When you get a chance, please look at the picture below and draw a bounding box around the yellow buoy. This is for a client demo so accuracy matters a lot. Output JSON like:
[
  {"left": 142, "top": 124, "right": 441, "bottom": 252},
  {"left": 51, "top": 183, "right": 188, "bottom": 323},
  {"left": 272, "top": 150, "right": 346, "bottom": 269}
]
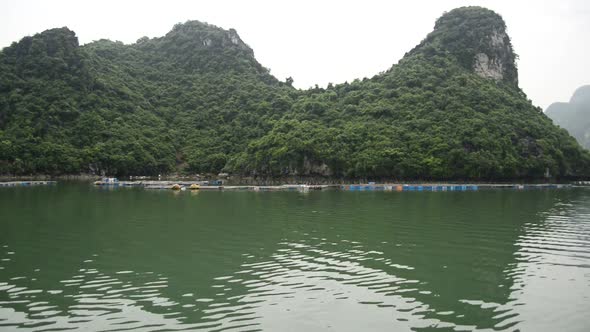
[{"left": 189, "top": 184, "right": 200, "bottom": 190}]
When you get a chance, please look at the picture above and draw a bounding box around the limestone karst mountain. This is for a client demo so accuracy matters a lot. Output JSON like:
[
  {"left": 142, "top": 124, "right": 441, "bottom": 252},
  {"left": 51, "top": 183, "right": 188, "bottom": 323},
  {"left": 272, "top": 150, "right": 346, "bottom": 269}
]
[
  {"left": 546, "top": 85, "right": 590, "bottom": 150},
  {"left": 0, "top": 6, "right": 588, "bottom": 179}
]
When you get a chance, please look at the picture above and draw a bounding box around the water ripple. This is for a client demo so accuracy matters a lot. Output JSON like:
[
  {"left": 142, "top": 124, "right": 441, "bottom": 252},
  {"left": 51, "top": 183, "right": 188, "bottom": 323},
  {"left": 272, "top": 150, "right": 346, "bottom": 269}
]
[{"left": 1, "top": 186, "right": 590, "bottom": 331}]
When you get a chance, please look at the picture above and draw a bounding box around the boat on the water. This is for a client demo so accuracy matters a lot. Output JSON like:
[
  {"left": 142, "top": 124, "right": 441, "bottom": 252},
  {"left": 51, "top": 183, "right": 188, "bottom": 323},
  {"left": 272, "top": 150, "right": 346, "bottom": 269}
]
[{"left": 94, "top": 178, "right": 120, "bottom": 186}]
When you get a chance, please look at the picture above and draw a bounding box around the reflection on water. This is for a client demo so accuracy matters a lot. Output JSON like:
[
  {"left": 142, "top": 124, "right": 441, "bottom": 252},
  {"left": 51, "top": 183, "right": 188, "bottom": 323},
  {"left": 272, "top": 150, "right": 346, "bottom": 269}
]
[
  {"left": 0, "top": 184, "right": 589, "bottom": 331},
  {"left": 499, "top": 197, "right": 590, "bottom": 331}
]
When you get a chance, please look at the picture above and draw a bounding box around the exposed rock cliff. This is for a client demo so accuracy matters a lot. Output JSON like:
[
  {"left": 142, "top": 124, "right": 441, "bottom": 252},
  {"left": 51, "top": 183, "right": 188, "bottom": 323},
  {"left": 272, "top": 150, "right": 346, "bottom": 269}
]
[{"left": 411, "top": 7, "right": 519, "bottom": 85}]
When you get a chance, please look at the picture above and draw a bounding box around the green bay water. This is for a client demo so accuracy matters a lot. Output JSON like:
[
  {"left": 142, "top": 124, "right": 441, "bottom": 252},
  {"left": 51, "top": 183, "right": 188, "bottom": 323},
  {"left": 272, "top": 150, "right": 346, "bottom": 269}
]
[{"left": 0, "top": 183, "right": 589, "bottom": 331}]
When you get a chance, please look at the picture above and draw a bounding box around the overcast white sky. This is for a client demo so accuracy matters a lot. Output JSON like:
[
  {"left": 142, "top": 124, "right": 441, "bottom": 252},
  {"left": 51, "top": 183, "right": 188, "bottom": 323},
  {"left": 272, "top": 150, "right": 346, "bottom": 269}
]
[{"left": 1, "top": 0, "right": 588, "bottom": 109}]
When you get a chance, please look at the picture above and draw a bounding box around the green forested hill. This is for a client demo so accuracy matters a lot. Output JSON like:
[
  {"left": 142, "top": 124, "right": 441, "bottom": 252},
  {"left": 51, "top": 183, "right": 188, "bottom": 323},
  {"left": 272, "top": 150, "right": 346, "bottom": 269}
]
[{"left": 1, "top": 7, "right": 588, "bottom": 179}]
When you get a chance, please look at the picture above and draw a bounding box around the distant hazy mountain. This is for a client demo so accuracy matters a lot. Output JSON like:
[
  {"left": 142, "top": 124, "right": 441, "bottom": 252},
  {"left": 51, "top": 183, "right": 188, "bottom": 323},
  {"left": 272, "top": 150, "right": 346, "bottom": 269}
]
[{"left": 546, "top": 85, "right": 590, "bottom": 150}]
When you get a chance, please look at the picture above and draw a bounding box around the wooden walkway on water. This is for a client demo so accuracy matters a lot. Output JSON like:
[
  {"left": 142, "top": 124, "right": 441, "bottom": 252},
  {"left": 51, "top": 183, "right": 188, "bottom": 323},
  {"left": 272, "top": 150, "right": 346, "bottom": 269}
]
[
  {"left": 341, "top": 183, "right": 571, "bottom": 191},
  {"left": 93, "top": 180, "right": 575, "bottom": 192},
  {"left": 93, "top": 180, "right": 333, "bottom": 191},
  {"left": 0, "top": 179, "right": 578, "bottom": 191},
  {"left": 143, "top": 184, "right": 332, "bottom": 191},
  {"left": 0, "top": 181, "right": 57, "bottom": 187}
]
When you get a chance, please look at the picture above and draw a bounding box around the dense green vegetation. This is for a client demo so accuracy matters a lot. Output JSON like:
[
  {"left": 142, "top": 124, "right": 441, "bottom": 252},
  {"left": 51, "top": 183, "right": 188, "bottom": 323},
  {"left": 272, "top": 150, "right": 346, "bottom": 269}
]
[
  {"left": 546, "top": 85, "right": 590, "bottom": 150},
  {"left": 1, "top": 7, "right": 589, "bottom": 179}
]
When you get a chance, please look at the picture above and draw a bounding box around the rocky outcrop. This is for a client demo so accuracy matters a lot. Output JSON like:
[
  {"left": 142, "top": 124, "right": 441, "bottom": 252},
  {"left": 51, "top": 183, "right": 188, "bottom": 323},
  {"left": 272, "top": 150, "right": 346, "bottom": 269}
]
[
  {"left": 472, "top": 29, "right": 513, "bottom": 82},
  {"left": 302, "top": 157, "right": 333, "bottom": 176},
  {"left": 473, "top": 53, "right": 504, "bottom": 80},
  {"left": 413, "top": 7, "right": 519, "bottom": 85},
  {"left": 285, "top": 156, "right": 333, "bottom": 177}
]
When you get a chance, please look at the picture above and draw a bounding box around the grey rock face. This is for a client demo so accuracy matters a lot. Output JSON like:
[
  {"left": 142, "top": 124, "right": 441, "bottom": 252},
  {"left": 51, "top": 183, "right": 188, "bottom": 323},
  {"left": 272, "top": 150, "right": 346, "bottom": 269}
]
[
  {"left": 473, "top": 53, "right": 504, "bottom": 80},
  {"left": 472, "top": 30, "right": 512, "bottom": 82}
]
